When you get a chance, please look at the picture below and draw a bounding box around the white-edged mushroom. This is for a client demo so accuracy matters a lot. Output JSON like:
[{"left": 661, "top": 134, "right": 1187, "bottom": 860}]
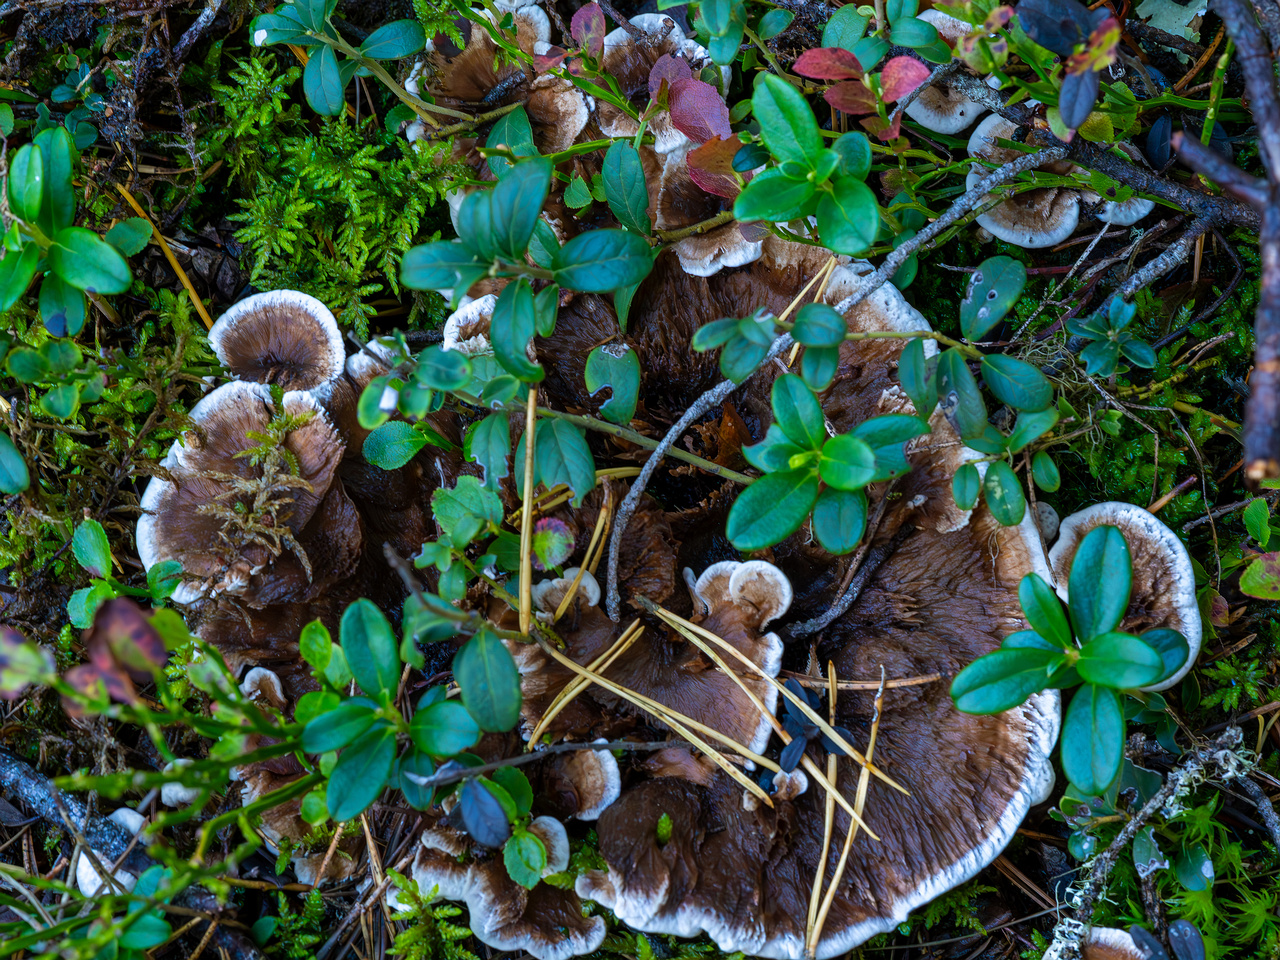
[
  {"left": 443, "top": 295, "right": 498, "bottom": 357},
  {"left": 1043, "top": 926, "right": 1148, "bottom": 960},
  {"left": 903, "top": 10, "right": 987, "bottom": 134},
  {"left": 1048, "top": 501, "right": 1201, "bottom": 690},
  {"left": 656, "top": 143, "right": 764, "bottom": 277},
  {"left": 208, "top": 290, "right": 346, "bottom": 393},
  {"left": 531, "top": 567, "right": 601, "bottom": 620},
  {"left": 160, "top": 759, "right": 201, "bottom": 808},
  {"left": 967, "top": 114, "right": 1080, "bottom": 247}
]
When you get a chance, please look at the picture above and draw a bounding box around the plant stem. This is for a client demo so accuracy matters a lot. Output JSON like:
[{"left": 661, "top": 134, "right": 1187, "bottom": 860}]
[
  {"left": 431, "top": 100, "right": 523, "bottom": 137},
  {"left": 655, "top": 209, "right": 736, "bottom": 244}
]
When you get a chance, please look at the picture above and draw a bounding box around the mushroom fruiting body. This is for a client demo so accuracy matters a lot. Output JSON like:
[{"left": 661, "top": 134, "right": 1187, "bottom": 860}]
[
  {"left": 207, "top": 291, "right": 346, "bottom": 393},
  {"left": 1048, "top": 501, "right": 1201, "bottom": 690},
  {"left": 1043, "top": 926, "right": 1148, "bottom": 960},
  {"left": 403, "top": 818, "right": 606, "bottom": 960},
  {"left": 571, "top": 264, "right": 1059, "bottom": 959},
  {"left": 657, "top": 143, "right": 765, "bottom": 276},
  {"left": 136, "top": 381, "right": 355, "bottom": 607},
  {"left": 966, "top": 114, "right": 1080, "bottom": 247},
  {"left": 903, "top": 10, "right": 987, "bottom": 134}
]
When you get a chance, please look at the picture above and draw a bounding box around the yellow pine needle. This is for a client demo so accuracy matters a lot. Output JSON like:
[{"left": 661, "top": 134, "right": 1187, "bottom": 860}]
[
  {"left": 519, "top": 388, "right": 538, "bottom": 635},
  {"left": 553, "top": 495, "right": 614, "bottom": 623},
  {"left": 585, "top": 495, "right": 614, "bottom": 577},
  {"left": 595, "top": 466, "right": 642, "bottom": 479},
  {"left": 782, "top": 672, "right": 942, "bottom": 691},
  {"left": 655, "top": 609, "right": 875, "bottom": 836},
  {"left": 809, "top": 670, "right": 886, "bottom": 956},
  {"left": 532, "top": 633, "right": 776, "bottom": 805},
  {"left": 526, "top": 619, "right": 644, "bottom": 745},
  {"left": 116, "top": 184, "right": 214, "bottom": 330},
  {"left": 806, "top": 667, "right": 839, "bottom": 939},
  {"left": 787, "top": 257, "right": 838, "bottom": 365},
  {"left": 653, "top": 605, "right": 907, "bottom": 796}
]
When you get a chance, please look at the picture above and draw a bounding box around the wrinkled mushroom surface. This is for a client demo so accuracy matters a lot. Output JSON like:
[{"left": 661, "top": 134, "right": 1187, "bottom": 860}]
[
  {"left": 1048, "top": 501, "right": 1201, "bottom": 690},
  {"left": 1043, "top": 926, "right": 1147, "bottom": 960}
]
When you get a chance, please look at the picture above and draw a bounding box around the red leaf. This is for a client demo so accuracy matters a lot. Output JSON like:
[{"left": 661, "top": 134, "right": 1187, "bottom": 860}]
[
  {"left": 794, "top": 47, "right": 862, "bottom": 80},
  {"left": 534, "top": 45, "right": 568, "bottom": 72},
  {"left": 669, "top": 77, "right": 732, "bottom": 144},
  {"left": 880, "top": 56, "right": 931, "bottom": 102},
  {"left": 877, "top": 112, "right": 903, "bottom": 142},
  {"left": 825, "top": 80, "right": 877, "bottom": 115},
  {"left": 571, "top": 2, "right": 606, "bottom": 59},
  {"left": 649, "top": 53, "right": 693, "bottom": 100},
  {"left": 87, "top": 597, "right": 169, "bottom": 682},
  {"left": 688, "top": 135, "right": 748, "bottom": 199}
]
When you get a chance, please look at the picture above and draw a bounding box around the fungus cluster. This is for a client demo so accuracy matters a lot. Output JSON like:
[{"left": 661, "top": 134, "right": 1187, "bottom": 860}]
[{"left": 135, "top": 6, "right": 1201, "bottom": 951}]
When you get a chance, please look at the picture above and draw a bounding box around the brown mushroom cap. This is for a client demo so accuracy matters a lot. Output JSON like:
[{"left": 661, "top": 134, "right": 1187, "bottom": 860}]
[
  {"left": 208, "top": 290, "right": 346, "bottom": 393},
  {"left": 574, "top": 278, "right": 1059, "bottom": 959},
  {"left": 902, "top": 11, "right": 986, "bottom": 134},
  {"left": 404, "top": 818, "right": 605, "bottom": 960},
  {"left": 657, "top": 144, "right": 763, "bottom": 276},
  {"left": 136, "top": 381, "right": 357, "bottom": 607},
  {"left": 1048, "top": 501, "right": 1200, "bottom": 690},
  {"left": 967, "top": 114, "right": 1080, "bottom": 247}
]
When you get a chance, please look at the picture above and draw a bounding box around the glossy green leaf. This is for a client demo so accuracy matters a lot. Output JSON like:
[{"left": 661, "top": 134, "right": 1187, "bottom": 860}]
[
  {"left": 823, "top": 5, "right": 871, "bottom": 50},
  {"left": 800, "top": 344, "right": 839, "bottom": 390},
  {"left": 1141, "top": 628, "right": 1191, "bottom": 683},
  {"left": 534, "top": 417, "right": 595, "bottom": 506},
  {"left": 602, "top": 141, "right": 651, "bottom": 235},
  {"left": 8, "top": 144, "right": 42, "bottom": 223},
  {"left": 1175, "top": 844, "right": 1214, "bottom": 891},
  {"left": 812, "top": 487, "right": 868, "bottom": 555},
  {"left": 816, "top": 176, "right": 879, "bottom": 255},
  {"left": 758, "top": 8, "right": 794, "bottom": 40},
  {"left": 554, "top": 229, "right": 652, "bottom": 292},
  {"left": 0, "top": 244, "right": 38, "bottom": 312},
  {"left": 1032, "top": 450, "right": 1061, "bottom": 491},
  {"left": 819, "top": 434, "right": 876, "bottom": 490},
  {"left": 328, "top": 724, "right": 396, "bottom": 820},
  {"left": 411, "top": 699, "right": 481, "bottom": 756},
  {"left": 1244, "top": 498, "right": 1271, "bottom": 547},
  {"left": 892, "top": 16, "right": 940, "bottom": 49},
  {"left": 1068, "top": 525, "right": 1132, "bottom": 640},
  {"left": 936, "top": 348, "right": 986, "bottom": 438},
  {"left": 743, "top": 424, "right": 806, "bottom": 473},
  {"left": 1007, "top": 407, "right": 1059, "bottom": 454},
  {"left": 300, "top": 620, "right": 332, "bottom": 672},
  {"left": 898, "top": 337, "right": 934, "bottom": 417},
  {"left": 38, "top": 273, "right": 86, "bottom": 338},
  {"left": 400, "top": 241, "right": 484, "bottom": 291},
  {"left": 1019, "top": 573, "right": 1071, "bottom": 649},
  {"left": 359, "top": 19, "right": 426, "bottom": 58},
  {"left": 1078, "top": 632, "right": 1164, "bottom": 688},
  {"left": 726, "top": 468, "right": 820, "bottom": 550},
  {"left": 1062, "top": 684, "right": 1123, "bottom": 795},
  {"left": 950, "top": 646, "right": 1059, "bottom": 714},
  {"left": 504, "top": 830, "right": 547, "bottom": 889},
  {"left": 416, "top": 344, "right": 472, "bottom": 391},
  {"left": 981, "top": 354, "right": 1053, "bottom": 412},
  {"left": 104, "top": 218, "right": 152, "bottom": 256},
  {"left": 453, "top": 628, "right": 522, "bottom": 732},
  {"left": 792, "top": 302, "right": 846, "bottom": 347},
  {"left": 302, "top": 698, "right": 379, "bottom": 753},
  {"left": 491, "top": 158, "right": 553, "bottom": 263},
  {"left": 0, "top": 433, "right": 28, "bottom": 495},
  {"left": 585, "top": 344, "right": 640, "bottom": 425},
  {"left": 772, "top": 374, "right": 826, "bottom": 450},
  {"left": 39, "top": 382, "right": 80, "bottom": 420},
  {"left": 464, "top": 414, "right": 511, "bottom": 491},
  {"left": 491, "top": 279, "right": 543, "bottom": 382},
  {"left": 754, "top": 74, "right": 822, "bottom": 165},
  {"left": 851, "top": 35, "right": 889, "bottom": 70},
  {"left": 983, "top": 460, "right": 1026, "bottom": 526},
  {"left": 363, "top": 421, "right": 429, "bottom": 470},
  {"left": 486, "top": 106, "right": 536, "bottom": 175},
  {"left": 831, "top": 131, "right": 872, "bottom": 181},
  {"left": 32, "top": 126, "right": 74, "bottom": 235},
  {"left": 952, "top": 462, "right": 981, "bottom": 510},
  {"left": 48, "top": 227, "right": 130, "bottom": 294},
  {"left": 72, "top": 518, "right": 111, "bottom": 579},
  {"left": 341, "top": 598, "right": 400, "bottom": 700},
  {"left": 397, "top": 749, "right": 437, "bottom": 809},
  {"left": 491, "top": 766, "right": 534, "bottom": 817},
  {"left": 303, "top": 45, "right": 347, "bottom": 115},
  {"left": 733, "top": 168, "right": 816, "bottom": 222}
]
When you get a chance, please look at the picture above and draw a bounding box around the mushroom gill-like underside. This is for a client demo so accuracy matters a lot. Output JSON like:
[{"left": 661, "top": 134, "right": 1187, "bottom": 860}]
[{"left": 471, "top": 245, "right": 1060, "bottom": 958}]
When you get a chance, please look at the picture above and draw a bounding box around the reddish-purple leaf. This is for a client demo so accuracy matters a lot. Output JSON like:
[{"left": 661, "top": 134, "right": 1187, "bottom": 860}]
[
  {"left": 794, "top": 47, "right": 862, "bottom": 81},
  {"left": 534, "top": 45, "right": 568, "bottom": 72},
  {"left": 571, "top": 2, "right": 606, "bottom": 59},
  {"left": 688, "top": 135, "right": 748, "bottom": 199},
  {"left": 825, "top": 80, "right": 877, "bottom": 115},
  {"left": 669, "top": 77, "right": 732, "bottom": 144},
  {"left": 880, "top": 56, "right": 931, "bottom": 102},
  {"left": 0, "top": 626, "right": 54, "bottom": 700},
  {"left": 649, "top": 54, "right": 693, "bottom": 100},
  {"left": 92, "top": 598, "right": 169, "bottom": 681}
]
